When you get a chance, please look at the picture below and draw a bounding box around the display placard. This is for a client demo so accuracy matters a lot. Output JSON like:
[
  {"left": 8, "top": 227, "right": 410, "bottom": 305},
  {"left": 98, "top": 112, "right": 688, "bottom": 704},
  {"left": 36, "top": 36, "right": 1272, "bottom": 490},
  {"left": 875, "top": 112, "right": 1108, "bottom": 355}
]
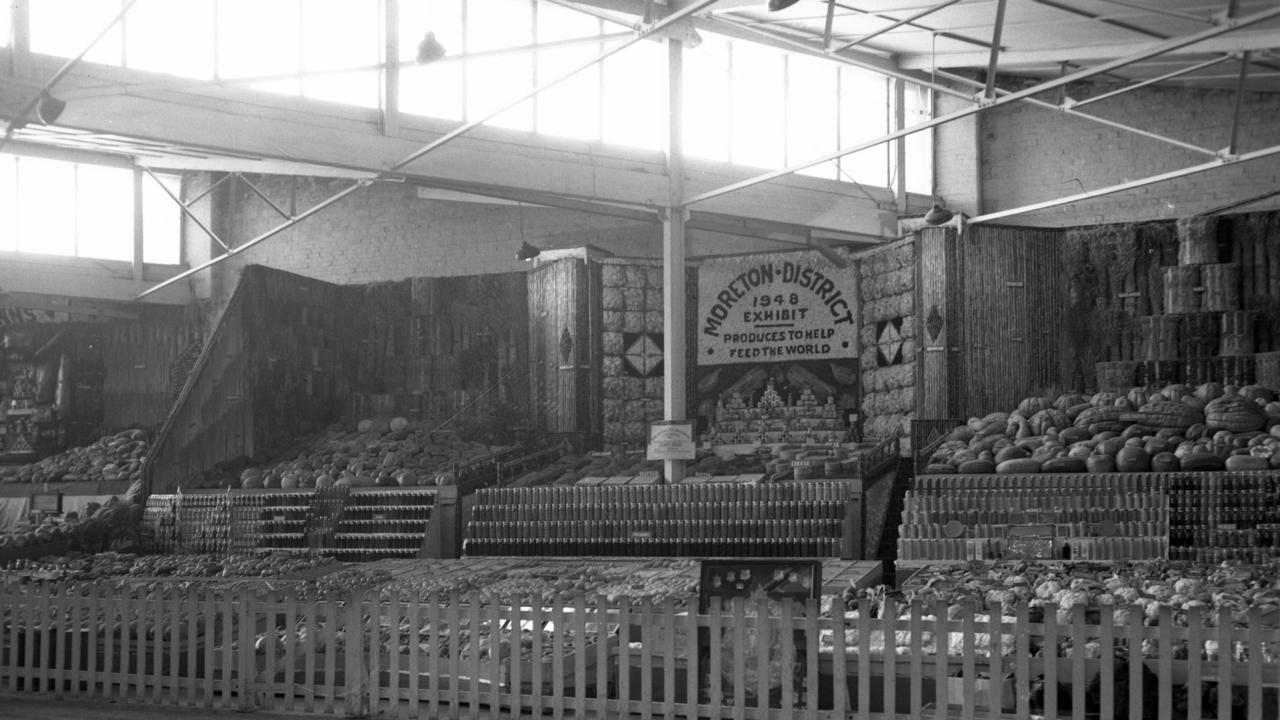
[
  {"left": 646, "top": 421, "right": 696, "bottom": 460},
  {"left": 698, "top": 253, "right": 858, "bottom": 365}
]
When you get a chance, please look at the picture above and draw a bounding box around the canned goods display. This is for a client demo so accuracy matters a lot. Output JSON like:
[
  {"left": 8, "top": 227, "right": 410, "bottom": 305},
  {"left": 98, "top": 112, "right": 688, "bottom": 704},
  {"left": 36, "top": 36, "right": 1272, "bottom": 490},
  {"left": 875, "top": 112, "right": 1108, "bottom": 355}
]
[{"left": 465, "top": 481, "right": 856, "bottom": 557}]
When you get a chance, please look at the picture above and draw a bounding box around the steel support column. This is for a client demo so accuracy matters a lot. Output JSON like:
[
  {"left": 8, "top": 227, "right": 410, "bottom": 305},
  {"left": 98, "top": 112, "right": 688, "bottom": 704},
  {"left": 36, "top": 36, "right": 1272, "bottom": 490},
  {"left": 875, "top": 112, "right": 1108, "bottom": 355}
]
[
  {"left": 663, "top": 37, "right": 688, "bottom": 484},
  {"left": 983, "top": 0, "right": 1009, "bottom": 100}
]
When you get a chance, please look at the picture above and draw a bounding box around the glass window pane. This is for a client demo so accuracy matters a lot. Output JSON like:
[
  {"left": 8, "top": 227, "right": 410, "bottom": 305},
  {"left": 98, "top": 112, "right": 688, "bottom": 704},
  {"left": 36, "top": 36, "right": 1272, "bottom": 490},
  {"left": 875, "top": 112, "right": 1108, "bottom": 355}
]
[
  {"left": 730, "top": 42, "right": 784, "bottom": 169},
  {"left": 839, "top": 66, "right": 888, "bottom": 186},
  {"left": 905, "top": 83, "right": 933, "bottom": 196},
  {"left": 684, "top": 34, "right": 730, "bottom": 163},
  {"left": 302, "top": 0, "right": 379, "bottom": 107},
  {"left": 400, "top": 0, "right": 463, "bottom": 120},
  {"left": 465, "top": 0, "right": 533, "bottom": 130},
  {"left": 30, "top": 0, "right": 123, "bottom": 65},
  {"left": 788, "top": 54, "right": 838, "bottom": 180},
  {"left": 0, "top": 155, "right": 15, "bottom": 251},
  {"left": 126, "top": 0, "right": 215, "bottom": 78},
  {"left": 602, "top": 41, "right": 663, "bottom": 151},
  {"left": 218, "top": 0, "right": 301, "bottom": 95},
  {"left": 74, "top": 164, "right": 132, "bottom": 262},
  {"left": 535, "top": 3, "right": 601, "bottom": 141},
  {"left": 143, "top": 173, "right": 181, "bottom": 265},
  {"left": 401, "top": 64, "right": 464, "bottom": 121},
  {"left": 16, "top": 157, "right": 75, "bottom": 256},
  {"left": 0, "top": 5, "right": 10, "bottom": 48}
]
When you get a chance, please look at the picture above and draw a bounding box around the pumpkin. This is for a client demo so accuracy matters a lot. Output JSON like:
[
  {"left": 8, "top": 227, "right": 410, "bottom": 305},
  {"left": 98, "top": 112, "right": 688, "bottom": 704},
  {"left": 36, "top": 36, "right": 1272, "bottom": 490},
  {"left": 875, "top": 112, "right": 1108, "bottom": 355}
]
[
  {"left": 1205, "top": 396, "right": 1266, "bottom": 432},
  {"left": 1090, "top": 391, "right": 1119, "bottom": 407},
  {"left": 1150, "top": 452, "right": 1180, "bottom": 472},
  {"left": 1239, "top": 385, "right": 1276, "bottom": 404},
  {"left": 1137, "top": 399, "right": 1203, "bottom": 429},
  {"left": 1115, "top": 446, "right": 1151, "bottom": 472},
  {"left": 357, "top": 418, "right": 375, "bottom": 433},
  {"left": 1126, "top": 386, "right": 1156, "bottom": 408},
  {"left": 1161, "top": 383, "right": 1194, "bottom": 402},
  {"left": 282, "top": 473, "right": 303, "bottom": 490},
  {"left": 1016, "top": 396, "right": 1053, "bottom": 418},
  {"left": 1074, "top": 406, "right": 1126, "bottom": 429},
  {"left": 1086, "top": 454, "right": 1115, "bottom": 473},
  {"left": 1028, "top": 408, "right": 1070, "bottom": 435},
  {"left": 1053, "top": 393, "right": 1088, "bottom": 412},
  {"left": 241, "top": 475, "right": 263, "bottom": 490},
  {"left": 389, "top": 416, "right": 411, "bottom": 433},
  {"left": 1195, "top": 383, "right": 1223, "bottom": 402},
  {"left": 312, "top": 474, "right": 333, "bottom": 489}
]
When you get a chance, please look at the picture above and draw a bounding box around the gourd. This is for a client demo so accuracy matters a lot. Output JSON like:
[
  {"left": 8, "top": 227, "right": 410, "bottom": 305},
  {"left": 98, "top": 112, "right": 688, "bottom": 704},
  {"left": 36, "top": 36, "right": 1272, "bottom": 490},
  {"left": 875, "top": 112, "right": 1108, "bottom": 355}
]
[
  {"left": 1042, "top": 456, "right": 1086, "bottom": 473},
  {"left": 996, "top": 458, "right": 1041, "bottom": 474},
  {"left": 957, "top": 459, "right": 996, "bottom": 474},
  {"left": 1225, "top": 454, "right": 1269, "bottom": 471},
  {"left": 1074, "top": 406, "right": 1127, "bottom": 434},
  {"left": 1181, "top": 454, "right": 1225, "bottom": 471},
  {"left": 1090, "top": 391, "right": 1119, "bottom": 407},
  {"left": 1239, "top": 385, "right": 1275, "bottom": 405},
  {"left": 1161, "top": 384, "right": 1193, "bottom": 402},
  {"left": 1205, "top": 396, "right": 1266, "bottom": 432}
]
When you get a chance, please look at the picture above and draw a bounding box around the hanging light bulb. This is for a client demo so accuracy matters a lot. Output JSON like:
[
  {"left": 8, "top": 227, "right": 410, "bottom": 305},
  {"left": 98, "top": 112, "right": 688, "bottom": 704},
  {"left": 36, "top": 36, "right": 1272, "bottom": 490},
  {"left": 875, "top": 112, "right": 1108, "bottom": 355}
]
[
  {"left": 768, "top": 0, "right": 801, "bottom": 10},
  {"left": 924, "top": 202, "right": 954, "bottom": 226}
]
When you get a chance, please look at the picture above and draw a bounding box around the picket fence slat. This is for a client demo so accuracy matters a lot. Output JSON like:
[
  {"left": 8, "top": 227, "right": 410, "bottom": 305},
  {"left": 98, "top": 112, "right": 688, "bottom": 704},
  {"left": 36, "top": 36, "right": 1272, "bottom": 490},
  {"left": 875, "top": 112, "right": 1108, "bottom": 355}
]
[{"left": 9, "top": 582, "right": 1280, "bottom": 720}]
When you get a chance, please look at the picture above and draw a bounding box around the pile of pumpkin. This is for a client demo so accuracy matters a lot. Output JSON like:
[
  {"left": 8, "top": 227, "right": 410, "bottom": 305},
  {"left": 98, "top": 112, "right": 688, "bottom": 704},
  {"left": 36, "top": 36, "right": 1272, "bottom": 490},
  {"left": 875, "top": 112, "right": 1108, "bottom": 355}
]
[
  {"left": 227, "top": 418, "right": 502, "bottom": 490},
  {"left": 923, "top": 382, "right": 1280, "bottom": 474},
  {"left": 0, "top": 429, "right": 148, "bottom": 485}
]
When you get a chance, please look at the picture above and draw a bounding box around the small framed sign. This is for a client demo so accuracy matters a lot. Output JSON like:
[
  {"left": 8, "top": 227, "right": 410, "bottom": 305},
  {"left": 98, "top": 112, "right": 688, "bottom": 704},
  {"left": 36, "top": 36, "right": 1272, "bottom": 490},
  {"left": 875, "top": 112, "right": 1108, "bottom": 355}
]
[
  {"left": 1006, "top": 524, "right": 1055, "bottom": 560},
  {"left": 30, "top": 492, "right": 63, "bottom": 514},
  {"left": 646, "top": 421, "right": 696, "bottom": 461}
]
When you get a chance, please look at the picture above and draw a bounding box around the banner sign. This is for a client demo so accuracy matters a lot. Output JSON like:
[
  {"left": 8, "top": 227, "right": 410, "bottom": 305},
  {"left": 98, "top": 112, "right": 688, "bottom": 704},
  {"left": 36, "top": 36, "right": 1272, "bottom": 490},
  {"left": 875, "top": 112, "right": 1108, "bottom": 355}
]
[{"left": 697, "top": 253, "right": 858, "bottom": 365}]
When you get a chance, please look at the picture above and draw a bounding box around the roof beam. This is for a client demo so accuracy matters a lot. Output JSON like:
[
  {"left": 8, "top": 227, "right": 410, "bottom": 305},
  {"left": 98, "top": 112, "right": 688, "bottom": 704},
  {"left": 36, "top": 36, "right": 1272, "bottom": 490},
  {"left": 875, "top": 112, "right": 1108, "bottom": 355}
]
[
  {"left": 830, "top": 0, "right": 962, "bottom": 54},
  {"left": 899, "top": 27, "right": 1280, "bottom": 69},
  {"left": 968, "top": 142, "right": 1280, "bottom": 225},
  {"left": 686, "top": 4, "right": 1280, "bottom": 206}
]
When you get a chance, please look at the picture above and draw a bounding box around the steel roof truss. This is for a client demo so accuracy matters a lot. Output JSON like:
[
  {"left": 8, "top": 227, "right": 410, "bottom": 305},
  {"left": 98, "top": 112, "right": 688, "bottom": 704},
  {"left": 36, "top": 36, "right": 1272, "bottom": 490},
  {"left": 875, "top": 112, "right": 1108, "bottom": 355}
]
[
  {"left": 685, "top": 3, "right": 1280, "bottom": 207},
  {"left": 830, "top": 0, "right": 962, "bottom": 54},
  {"left": 142, "top": 166, "right": 230, "bottom": 252}
]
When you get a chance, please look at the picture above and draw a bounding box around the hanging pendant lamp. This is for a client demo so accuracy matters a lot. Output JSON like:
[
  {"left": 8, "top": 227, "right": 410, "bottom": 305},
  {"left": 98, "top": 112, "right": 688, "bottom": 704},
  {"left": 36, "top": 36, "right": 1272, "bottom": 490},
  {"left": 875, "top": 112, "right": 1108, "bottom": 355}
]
[
  {"left": 924, "top": 202, "right": 954, "bottom": 226},
  {"left": 768, "top": 0, "right": 801, "bottom": 11}
]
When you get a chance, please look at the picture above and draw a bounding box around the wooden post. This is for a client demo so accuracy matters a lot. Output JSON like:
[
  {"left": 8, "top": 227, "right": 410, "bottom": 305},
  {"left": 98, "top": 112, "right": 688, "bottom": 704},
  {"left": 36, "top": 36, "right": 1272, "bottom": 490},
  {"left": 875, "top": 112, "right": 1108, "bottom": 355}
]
[
  {"left": 663, "top": 38, "right": 687, "bottom": 484},
  {"left": 841, "top": 478, "right": 864, "bottom": 560}
]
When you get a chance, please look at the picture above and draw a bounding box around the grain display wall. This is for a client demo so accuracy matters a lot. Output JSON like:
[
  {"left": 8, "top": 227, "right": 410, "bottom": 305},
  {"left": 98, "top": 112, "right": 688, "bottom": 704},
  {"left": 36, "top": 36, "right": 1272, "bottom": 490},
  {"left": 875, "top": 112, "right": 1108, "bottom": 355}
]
[
  {"left": 858, "top": 237, "right": 916, "bottom": 454},
  {"left": 599, "top": 259, "right": 696, "bottom": 449},
  {"left": 343, "top": 273, "right": 528, "bottom": 442}
]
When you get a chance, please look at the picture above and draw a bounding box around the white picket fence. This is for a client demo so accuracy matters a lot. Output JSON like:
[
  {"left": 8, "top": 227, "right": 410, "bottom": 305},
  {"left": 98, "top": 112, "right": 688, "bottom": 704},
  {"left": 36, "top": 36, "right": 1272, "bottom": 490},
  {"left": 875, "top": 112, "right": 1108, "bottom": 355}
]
[{"left": 2, "top": 580, "right": 1278, "bottom": 719}]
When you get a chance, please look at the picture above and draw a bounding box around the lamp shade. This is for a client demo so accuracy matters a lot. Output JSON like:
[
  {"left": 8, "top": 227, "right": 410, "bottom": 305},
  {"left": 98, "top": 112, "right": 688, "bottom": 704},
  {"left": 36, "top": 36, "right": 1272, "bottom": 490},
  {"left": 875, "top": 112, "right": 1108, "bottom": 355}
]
[
  {"left": 516, "top": 241, "right": 541, "bottom": 261},
  {"left": 416, "top": 32, "right": 446, "bottom": 64},
  {"left": 768, "top": 0, "right": 801, "bottom": 10},
  {"left": 924, "top": 203, "right": 954, "bottom": 226},
  {"left": 36, "top": 93, "right": 66, "bottom": 125}
]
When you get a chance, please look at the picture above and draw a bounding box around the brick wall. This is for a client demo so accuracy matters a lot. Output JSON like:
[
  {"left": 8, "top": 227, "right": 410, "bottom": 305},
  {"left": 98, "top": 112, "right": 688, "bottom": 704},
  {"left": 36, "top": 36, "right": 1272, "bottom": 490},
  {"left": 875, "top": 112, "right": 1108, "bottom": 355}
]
[
  {"left": 211, "top": 175, "right": 783, "bottom": 307},
  {"left": 215, "top": 177, "right": 655, "bottom": 291},
  {"left": 936, "top": 80, "right": 1280, "bottom": 226}
]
